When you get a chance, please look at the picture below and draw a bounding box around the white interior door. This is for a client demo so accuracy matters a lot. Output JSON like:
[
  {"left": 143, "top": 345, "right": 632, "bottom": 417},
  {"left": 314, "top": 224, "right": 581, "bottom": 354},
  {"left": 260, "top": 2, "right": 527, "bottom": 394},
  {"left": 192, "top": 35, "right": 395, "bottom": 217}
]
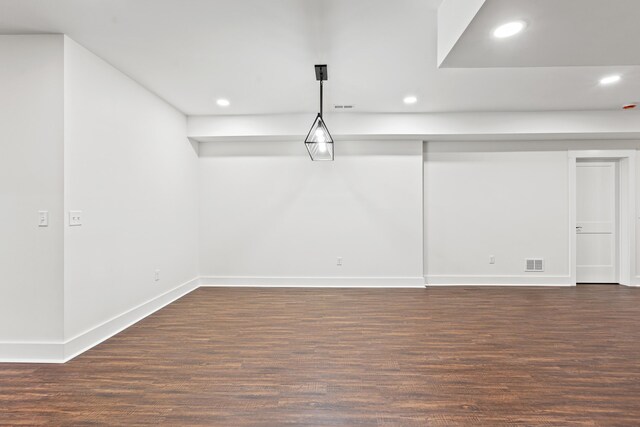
[{"left": 576, "top": 160, "right": 618, "bottom": 283}]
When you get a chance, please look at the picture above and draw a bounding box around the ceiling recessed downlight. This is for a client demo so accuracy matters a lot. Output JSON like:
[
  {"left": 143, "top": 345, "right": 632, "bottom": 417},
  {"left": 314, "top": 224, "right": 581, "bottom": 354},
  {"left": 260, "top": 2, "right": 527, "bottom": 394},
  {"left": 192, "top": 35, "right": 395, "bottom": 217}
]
[
  {"left": 493, "top": 21, "right": 526, "bottom": 38},
  {"left": 216, "top": 98, "right": 230, "bottom": 107},
  {"left": 403, "top": 96, "right": 418, "bottom": 105},
  {"left": 599, "top": 74, "right": 621, "bottom": 85}
]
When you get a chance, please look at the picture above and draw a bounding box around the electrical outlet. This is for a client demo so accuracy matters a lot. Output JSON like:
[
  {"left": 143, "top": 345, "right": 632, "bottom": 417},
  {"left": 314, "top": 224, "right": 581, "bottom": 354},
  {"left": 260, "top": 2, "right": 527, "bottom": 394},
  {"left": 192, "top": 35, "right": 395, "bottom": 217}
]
[
  {"left": 69, "top": 211, "right": 82, "bottom": 226},
  {"left": 337, "top": 257, "right": 343, "bottom": 266},
  {"left": 154, "top": 270, "right": 160, "bottom": 281},
  {"left": 38, "top": 211, "right": 49, "bottom": 227},
  {"left": 489, "top": 255, "right": 495, "bottom": 264}
]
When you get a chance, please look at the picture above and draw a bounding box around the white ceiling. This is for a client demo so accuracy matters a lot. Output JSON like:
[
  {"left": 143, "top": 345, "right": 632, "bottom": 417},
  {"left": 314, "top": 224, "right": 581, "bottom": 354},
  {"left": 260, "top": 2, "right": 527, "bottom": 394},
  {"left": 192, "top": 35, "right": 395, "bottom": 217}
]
[
  {"left": 0, "top": 0, "right": 638, "bottom": 115},
  {"left": 441, "top": 0, "right": 640, "bottom": 68}
]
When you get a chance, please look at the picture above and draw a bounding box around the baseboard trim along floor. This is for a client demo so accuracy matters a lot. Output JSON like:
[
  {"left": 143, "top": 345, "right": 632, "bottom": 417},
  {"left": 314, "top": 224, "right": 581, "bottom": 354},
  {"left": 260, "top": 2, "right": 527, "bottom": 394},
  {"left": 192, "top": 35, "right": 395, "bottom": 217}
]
[
  {"left": 1, "top": 274, "right": 602, "bottom": 363},
  {"left": 0, "top": 277, "right": 200, "bottom": 363},
  {"left": 199, "top": 276, "right": 426, "bottom": 288}
]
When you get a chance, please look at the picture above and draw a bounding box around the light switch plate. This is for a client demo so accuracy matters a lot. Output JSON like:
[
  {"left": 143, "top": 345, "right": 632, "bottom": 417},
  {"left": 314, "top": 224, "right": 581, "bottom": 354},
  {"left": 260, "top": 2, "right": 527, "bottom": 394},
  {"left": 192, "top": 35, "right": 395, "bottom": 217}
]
[
  {"left": 69, "top": 211, "right": 82, "bottom": 226},
  {"left": 38, "top": 211, "right": 48, "bottom": 227}
]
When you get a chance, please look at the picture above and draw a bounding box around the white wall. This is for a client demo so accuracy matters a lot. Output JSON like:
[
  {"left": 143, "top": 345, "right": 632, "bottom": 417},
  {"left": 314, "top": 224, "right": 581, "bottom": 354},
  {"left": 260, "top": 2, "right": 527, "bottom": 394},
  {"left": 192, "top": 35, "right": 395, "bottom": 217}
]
[
  {"left": 199, "top": 140, "right": 424, "bottom": 285},
  {"left": 437, "top": 0, "right": 486, "bottom": 66},
  {"left": 63, "top": 38, "right": 199, "bottom": 341},
  {"left": 425, "top": 140, "right": 640, "bottom": 285},
  {"left": 0, "top": 35, "right": 65, "bottom": 344}
]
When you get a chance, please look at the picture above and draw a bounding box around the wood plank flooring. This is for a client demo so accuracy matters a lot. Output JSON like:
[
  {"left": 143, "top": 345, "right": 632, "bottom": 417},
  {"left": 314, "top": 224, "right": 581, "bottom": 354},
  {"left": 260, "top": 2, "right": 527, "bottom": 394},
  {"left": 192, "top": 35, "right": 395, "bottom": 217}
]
[{"left": 2, "top": 285, "right": 640, "bottom": 426}]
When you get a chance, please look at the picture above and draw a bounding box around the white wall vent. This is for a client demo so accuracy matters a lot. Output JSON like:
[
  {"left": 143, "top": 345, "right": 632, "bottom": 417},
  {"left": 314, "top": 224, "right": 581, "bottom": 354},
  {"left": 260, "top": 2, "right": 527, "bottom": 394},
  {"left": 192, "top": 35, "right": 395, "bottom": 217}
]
[{"left": 525, "top": 258, "right": 544, "bottom": 272}]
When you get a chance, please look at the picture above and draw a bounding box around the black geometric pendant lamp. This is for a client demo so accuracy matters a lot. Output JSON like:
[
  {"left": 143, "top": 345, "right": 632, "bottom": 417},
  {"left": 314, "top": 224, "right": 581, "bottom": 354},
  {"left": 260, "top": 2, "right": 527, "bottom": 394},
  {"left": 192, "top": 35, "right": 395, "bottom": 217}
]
[{"left": 305, "top": 65, "right": 334, "bottom": 161}]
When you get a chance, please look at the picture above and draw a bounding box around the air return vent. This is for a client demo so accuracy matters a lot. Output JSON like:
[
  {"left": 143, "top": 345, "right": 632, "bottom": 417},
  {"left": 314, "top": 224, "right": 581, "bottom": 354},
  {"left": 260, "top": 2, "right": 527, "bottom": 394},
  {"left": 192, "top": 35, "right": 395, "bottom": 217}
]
[{"left": 525, "top": 259, "right": 544, "bottom": 272}]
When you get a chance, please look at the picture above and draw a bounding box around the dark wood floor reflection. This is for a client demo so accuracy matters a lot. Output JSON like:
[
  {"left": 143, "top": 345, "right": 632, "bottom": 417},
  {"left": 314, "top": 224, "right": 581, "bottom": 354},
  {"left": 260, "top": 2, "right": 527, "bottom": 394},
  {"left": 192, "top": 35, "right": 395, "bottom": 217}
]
[{"left": 2, "top": 286, "right": 640, "bottom": 426}]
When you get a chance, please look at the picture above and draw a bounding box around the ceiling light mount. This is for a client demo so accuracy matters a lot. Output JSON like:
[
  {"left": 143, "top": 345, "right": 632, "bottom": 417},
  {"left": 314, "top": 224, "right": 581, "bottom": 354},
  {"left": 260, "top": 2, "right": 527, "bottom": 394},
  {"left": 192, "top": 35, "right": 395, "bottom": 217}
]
[
  {"left": 315, "top": 64, "right": 328, "bottom": 82},
  {"left": 305, "top": 65, "right": 334, "bottom": 161}
]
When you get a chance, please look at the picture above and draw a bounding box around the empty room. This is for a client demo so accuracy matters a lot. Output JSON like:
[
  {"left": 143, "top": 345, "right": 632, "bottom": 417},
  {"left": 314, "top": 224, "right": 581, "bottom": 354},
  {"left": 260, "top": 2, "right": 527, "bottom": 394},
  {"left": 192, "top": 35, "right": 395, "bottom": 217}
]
[{"left": 1, "top": 0, "right": 640, "bottom": 425}]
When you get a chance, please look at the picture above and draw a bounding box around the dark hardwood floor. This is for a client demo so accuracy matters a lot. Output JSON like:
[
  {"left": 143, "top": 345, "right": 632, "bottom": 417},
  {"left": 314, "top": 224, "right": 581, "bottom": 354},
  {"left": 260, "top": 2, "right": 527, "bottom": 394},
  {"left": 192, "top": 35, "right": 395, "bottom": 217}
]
[{"left": 2, "top": 285, "right": 640, "bottom": 426}]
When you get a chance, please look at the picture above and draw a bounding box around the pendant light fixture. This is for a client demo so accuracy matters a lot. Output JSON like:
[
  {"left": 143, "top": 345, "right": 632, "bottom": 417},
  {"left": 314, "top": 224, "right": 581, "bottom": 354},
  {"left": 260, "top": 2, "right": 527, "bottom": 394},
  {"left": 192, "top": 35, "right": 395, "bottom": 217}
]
[{"left": 305, "top": 64, "right": 334, "bottom": 161}]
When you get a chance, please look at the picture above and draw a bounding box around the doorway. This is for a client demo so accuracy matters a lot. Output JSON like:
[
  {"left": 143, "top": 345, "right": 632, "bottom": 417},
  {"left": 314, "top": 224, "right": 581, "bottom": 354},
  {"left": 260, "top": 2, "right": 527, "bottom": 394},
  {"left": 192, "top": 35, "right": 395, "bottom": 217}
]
[
  {"left": 569, "top": 150, "right": 636, "bottom": 286},
  {"left": 576, "top": 160, "right": 618, "bottom": 283}
]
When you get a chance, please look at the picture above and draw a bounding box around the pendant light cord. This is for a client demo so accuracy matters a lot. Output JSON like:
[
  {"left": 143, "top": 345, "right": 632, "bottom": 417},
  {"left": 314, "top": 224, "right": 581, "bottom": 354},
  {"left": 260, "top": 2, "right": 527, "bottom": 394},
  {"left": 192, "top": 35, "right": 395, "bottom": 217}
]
[{"left": 320, "top": 80, "right": 323, "bottom": 118}]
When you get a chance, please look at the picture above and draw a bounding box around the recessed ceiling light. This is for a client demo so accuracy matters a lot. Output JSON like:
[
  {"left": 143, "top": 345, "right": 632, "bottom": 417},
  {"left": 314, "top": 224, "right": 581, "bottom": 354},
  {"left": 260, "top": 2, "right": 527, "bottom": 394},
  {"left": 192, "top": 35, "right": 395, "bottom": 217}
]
[
  {"left": 216, "top": 98, "right": 230, "bottom": 107},
  {"left": 493, "top": 21, "right": 526, "bottom": 38},
  {"left": 599, "top": 74, "right": 621, "bottom": 85},
  {"left": 403, "top": 96, "right": 418, "bottom": 105}
]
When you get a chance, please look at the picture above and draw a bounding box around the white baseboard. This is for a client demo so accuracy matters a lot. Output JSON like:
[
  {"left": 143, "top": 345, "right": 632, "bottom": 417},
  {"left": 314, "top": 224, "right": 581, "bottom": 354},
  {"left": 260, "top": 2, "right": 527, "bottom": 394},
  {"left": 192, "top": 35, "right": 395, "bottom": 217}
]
[
  {"left": 0, "top": 277, "right": 200, "bottom": 364},
  {"left": 199, "top": 276, "right": 426, "bottom": 288},
  {"left": 0, "top": 273, "right": 586, "bottom": 363},
  {"left": 0, "top": 341, "right": 65, "bottom": 363},
  {"left": 63, "top": 277, "right": 200, "bottom": 362},
  {"left": 425, "top": 275, "right": 573, "bottom": 286}
]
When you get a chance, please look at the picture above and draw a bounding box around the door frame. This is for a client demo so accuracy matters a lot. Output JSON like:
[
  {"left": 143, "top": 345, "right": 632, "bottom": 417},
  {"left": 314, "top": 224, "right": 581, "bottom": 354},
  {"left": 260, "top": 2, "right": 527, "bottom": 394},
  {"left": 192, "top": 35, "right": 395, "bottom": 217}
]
[
  {"left": 575, "top": 160, "right": 619, "bottom": 283},
  {"left": 568, "top": 150, "right": 636, "bottom": 286}
]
